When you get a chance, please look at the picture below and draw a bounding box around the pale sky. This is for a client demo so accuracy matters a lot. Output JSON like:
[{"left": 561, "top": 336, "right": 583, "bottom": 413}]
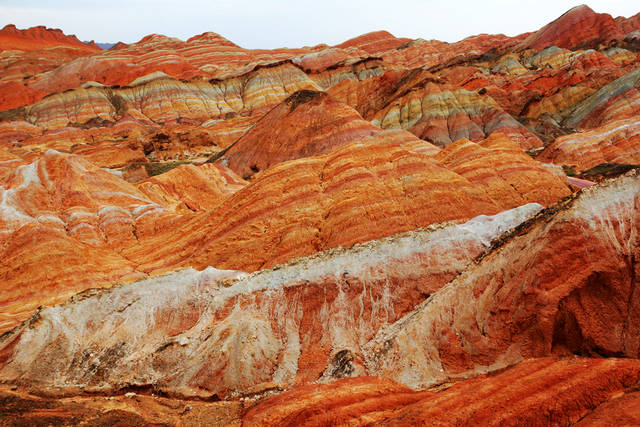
[{"left": 0, "top": 1, "right": 637, "bottom": 49}]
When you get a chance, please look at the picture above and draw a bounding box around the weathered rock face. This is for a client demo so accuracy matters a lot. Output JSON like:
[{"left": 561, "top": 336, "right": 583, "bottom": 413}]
[
  {"left": 0, "top": 171, "right": 635, "bottom": 403},
  {"left": 0, "top": 204, "right": 543, "bottom": 398},
  {"left": 334, "top": 30, "right": 411, "bottom": 55},
  {"left": 364, "top": 171, "right": 640, "bottom": 388},
  {"left": 432, "top": 134, "right": 571, "bottom": 209},
  {"left": 243, "top": 358, "right": 640, "bottom": 426},
  {"left": 617, "top": 12, "right": 640, "bottom": 34},
  {"left": 380, "top": 33, "right": 528, "bottom": 70},
  {"left": 371, "top": 81, "right": 542, "bottom": 149},
  {"left": 518, "top": 5, "right": 623, "bottom": 50},
  {"left": 217, "top": 90, "right": 380, "bottom": 178},
  {"left": 131, "top": 138, "right": 571, "bottom": 275},
  {"left": 215, "top": 89, "right": 442, "bottom": 178},
  {"left": 538, "top": 117, "right": 640, "bottom": 172},
  {"left": 0, "top": 26, "right": 101, "bottom": 110},
  {"left": 6, "top": 64, "right": 321, "bottom": 131},
  {"left": 15, "top": 31, "right": 363, "bottom": 103},
  {"left": 0, "top": 386, "right": 243, "bottom": 426},
  {"left": 0, "top": 127, "right": 575, "bottom": 334},
  {"left": 137, "top": 163, "right": 247, "bottom": 212},
  {"left": 1, "top": 6, "right": 640, "bottom": 425},
  {"left": 562, "top": 67, "right": 640, "bottom": 130},
  {"left": 0, "top": 150, "right": 165, "bottom": 331}
]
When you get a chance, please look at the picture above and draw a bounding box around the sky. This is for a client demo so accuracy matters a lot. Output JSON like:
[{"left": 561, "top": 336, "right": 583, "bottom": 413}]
[{"left": 0, "top": 0, "right": 638, "bottom": 49}]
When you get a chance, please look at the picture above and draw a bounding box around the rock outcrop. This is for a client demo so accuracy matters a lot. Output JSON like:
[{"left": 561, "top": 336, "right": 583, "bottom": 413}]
[
  {"left": 538, "top": 117, "right": 640, "bottom": 171},
  {"left": 244, "top": 358, "right": 640, "bottom": 426},
  {"left": 215, "top": 90, "right": 380, "bottom": 178},
  {"left": 0, "top": 24, "right": 101, "bottom": 53},
  {"left": 1, "top": 6, "right": 640, "bottom": 425},
  {"left": 137, "top": 163, "right": 247, "bottom": 212},
  {"left": 432, "top": 134, "right": 571, "bottom": 208},
  {"left": 214, "top": 90, "right": 442, "bottom": 178},
  {"left": 364, "top": 172, "right": 640, "bottom": 387},
  {"left": 371, "top": 81, "right": 542, "bottom": 149},
  {"left": 0, "top": 204, "right": 543, "bottom": 398},
  {"left": 334, "top": 31, "right": 411, "bottom": 55},
  {"left": 518, "top": 5, "right": 623, "bottom": 50}
]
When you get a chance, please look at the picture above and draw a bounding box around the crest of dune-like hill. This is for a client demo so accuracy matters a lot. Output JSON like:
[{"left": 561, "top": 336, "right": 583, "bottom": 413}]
[{"left": 518, "top": 5, "right": 624, "bottom": 50}]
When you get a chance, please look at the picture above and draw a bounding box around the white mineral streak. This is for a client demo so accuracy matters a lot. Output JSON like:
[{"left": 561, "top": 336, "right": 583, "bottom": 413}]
[
  {"left": 363, "top": 172, "right": 639, "bottom": 389},
  {"left": 0, "top": 203, "right": 543, "bottom": 396},
  {"left": 0, "top": 150, "right": 165, "bottom": 241}
]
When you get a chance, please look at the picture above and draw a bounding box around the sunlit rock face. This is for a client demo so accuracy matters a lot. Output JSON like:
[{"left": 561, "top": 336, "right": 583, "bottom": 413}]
[
  {"left": 334, "top": 30, "right": 411, "bottom": 55},
  {"left": 217, "top": 89, "right": 439, "bottom": 178},
  {"left": 0, "top": 5, "right": 640, "bottom": 425},
  {"left": 0, "top": 25, "right": 101, "bottom": 111},
  {"left": 0, "top": 171, "right": 638, "bottom": 410},
  {"left": 0, "top": 134, "right": 570, "bottom": 334},
  {"left": 0, "top": 150, "right": 166, "bottom": 331},
  {"left": 432, "top": 134, "right": 572, "bottom": 209},
  {"left": 9, "top": 64, "right": 321, "bottom": 130},
  {"left": 137, "top": 163, "right": 247, "bottom": 212},
  {"left": 135, "top": 136, "right": 572, "bottom": 276}
]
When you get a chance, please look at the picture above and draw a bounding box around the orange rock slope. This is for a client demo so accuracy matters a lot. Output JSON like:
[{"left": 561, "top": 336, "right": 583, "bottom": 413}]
[
  {"left": 0, "top": 25, "right": 101, "bottom": 111},
  {"left": 0, "top": 136, "right": 571, "bottom": 333},
  {"left": 518, "top": 5, "right": 623, "bottom": 50},
  {"left": 0, "top": 24, "right": 100, "bottom": 53},
  {"left": 0, "top": 170, "right": 635, "bottom": 424},
  {"left": 244, "top": 358, "right": 640, "bottom": 426},
  {"left": 0, "top": 4, "right": 639, "bottom": 425}
]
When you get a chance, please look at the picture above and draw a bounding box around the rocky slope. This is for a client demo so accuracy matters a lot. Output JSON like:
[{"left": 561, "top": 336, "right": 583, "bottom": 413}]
[
  {"left": 0, "top": 24, "right": 100, "bottom": 53},
  {"left": 0, "top": 4, "right": 639, "bottom": 425},
  {"left": 518, "top": 5, "right": 623, "bottom": 50},
  {"left": 0, "top": 204, "right": 544, "bottom": 397},
  {"left": 244, "top": 358, "right": 640, "bottom": 426}
]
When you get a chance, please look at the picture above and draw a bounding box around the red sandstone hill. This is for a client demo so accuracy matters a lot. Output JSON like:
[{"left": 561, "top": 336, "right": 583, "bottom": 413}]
[
  {"left": 518, "top": 5, "right": 623, "bottom": 50},
  {"left": 0, "top": 5, "right": 639, "bottom": 425},
  {"left": 0, "top": 24, "right": 101, "bottom": 53},
  {"left": 334, "top": 30, "right": 411, "bottom": 54}
]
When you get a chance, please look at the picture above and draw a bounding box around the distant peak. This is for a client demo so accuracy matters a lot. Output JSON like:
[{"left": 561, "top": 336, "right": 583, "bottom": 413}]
[
  {"left": 111, "top": 41, "right": 129, "bottom": 50},
  {"left": 559, "top": 4, "right": 596, "bottom": 18},
  {"left": 137, "top": 33, "right": 181, "bottom": 44},
  {"left": 518, "top": 3, "right": 622, "bottom": 50},
  {"left": 186, "top": 31, "right": 238, "bottom": 47},
  {"left": 0, "top": 24, "right": 100, "bottom": 52},
  {"left": 336, "top": 30, "right": 410, "bottom": 54}
]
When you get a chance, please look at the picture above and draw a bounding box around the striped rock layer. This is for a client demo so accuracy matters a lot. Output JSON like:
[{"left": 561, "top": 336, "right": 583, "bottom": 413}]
[
  {"left": 538, "top": 117, "right": 640, "bottom": 172},
  {"left": 244, "top": 358, "right": 640, "bottom": 426},
  {"left": 0, "top": 6, "right": 638, "bottom": 426},
  {"left": 0, "top": 11, "right": 638, "bottom": 176},
  {"left": 215, "top": 89, "right": 437, "bottom": 178},
  {"left": 0, "top": 172, "right": 637, "bottom": 425},
  {"left": 0, "top": 204, "right": 544, "bottom": 398},
  {"left": 0, "top": 137, "right": 570, "bottom": 332},
  {"left": 364, "top": 172, "right": 640, "bottom": 388},
  {"left": 0, "top": 24, "right": 100, "bottom": 53}
]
